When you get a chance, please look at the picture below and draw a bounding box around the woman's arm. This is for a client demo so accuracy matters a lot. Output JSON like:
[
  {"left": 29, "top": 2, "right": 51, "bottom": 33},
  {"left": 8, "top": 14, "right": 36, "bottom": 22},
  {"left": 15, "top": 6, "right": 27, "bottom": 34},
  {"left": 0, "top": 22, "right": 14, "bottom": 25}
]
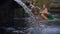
[{"left": 41, "top": 14, "right": 48, "bottom": 20}]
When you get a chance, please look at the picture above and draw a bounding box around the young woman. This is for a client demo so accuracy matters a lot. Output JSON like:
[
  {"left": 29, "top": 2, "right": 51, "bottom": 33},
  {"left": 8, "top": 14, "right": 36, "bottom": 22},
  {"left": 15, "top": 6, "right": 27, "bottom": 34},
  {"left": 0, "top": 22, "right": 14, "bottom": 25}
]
[
  {"left": 41, "top": 4, "right": 55, "bottom": 20},
  {"left": 40, "top": 4, "right": 48, "bottom": 20}
]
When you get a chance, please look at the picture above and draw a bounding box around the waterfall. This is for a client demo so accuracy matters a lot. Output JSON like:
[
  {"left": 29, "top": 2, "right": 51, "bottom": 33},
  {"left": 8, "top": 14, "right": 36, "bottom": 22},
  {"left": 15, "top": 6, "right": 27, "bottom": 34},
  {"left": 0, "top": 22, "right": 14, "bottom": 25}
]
[
  {"left": 14, "top": 0, "right": 37, "bottom": 23},
  {"left": 14, "top": 0, "right": 33, "bottom": 15}
]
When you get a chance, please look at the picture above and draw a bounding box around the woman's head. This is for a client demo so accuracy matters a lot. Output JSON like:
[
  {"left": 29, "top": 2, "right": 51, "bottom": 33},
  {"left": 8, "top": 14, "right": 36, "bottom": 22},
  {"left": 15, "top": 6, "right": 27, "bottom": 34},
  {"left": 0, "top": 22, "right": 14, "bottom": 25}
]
[
  {"left": 43, "top": 4, "right": 46, "bottom": 8},
  {"left": 32, "top": 8, "right": 40, "bottom": 15}
]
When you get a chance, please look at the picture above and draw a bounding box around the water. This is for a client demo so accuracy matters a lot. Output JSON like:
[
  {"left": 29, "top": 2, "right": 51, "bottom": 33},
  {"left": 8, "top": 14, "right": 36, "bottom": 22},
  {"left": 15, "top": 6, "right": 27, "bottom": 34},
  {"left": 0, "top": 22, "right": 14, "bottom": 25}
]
[
  {"left": 14, "top": 0, "right": 60, "bottom": 34},
  {"left": 26, "top": 26, "right": 60, "bottom": 34}
]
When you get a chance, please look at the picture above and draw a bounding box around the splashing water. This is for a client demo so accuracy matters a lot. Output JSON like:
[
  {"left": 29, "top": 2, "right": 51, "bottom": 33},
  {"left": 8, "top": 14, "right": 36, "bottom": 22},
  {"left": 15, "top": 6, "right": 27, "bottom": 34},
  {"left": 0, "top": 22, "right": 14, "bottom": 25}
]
[
  {"left": 14, "top": 0, "right": 43, "bottom": 33},
  {"left": 14, "top": 0, "right": 60, "bottom": 34}
]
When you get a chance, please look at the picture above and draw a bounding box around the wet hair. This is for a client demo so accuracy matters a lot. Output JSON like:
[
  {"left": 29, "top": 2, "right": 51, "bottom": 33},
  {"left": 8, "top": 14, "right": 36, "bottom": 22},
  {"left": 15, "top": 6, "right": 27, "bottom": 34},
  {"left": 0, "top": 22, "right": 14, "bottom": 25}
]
[{"left": 32, "top": 7, "right": 40, "bottom": 15}]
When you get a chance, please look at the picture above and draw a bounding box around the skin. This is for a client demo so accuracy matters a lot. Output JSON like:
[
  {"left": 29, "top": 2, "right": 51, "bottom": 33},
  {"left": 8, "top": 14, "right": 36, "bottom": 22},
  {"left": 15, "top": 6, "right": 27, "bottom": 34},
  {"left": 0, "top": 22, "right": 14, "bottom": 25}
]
[
  {"left": 40, "top": 4, "right": 48, "bottom": 20},
  {"left": 41, "top": 14, "right": 48, "bottom": 20}
]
